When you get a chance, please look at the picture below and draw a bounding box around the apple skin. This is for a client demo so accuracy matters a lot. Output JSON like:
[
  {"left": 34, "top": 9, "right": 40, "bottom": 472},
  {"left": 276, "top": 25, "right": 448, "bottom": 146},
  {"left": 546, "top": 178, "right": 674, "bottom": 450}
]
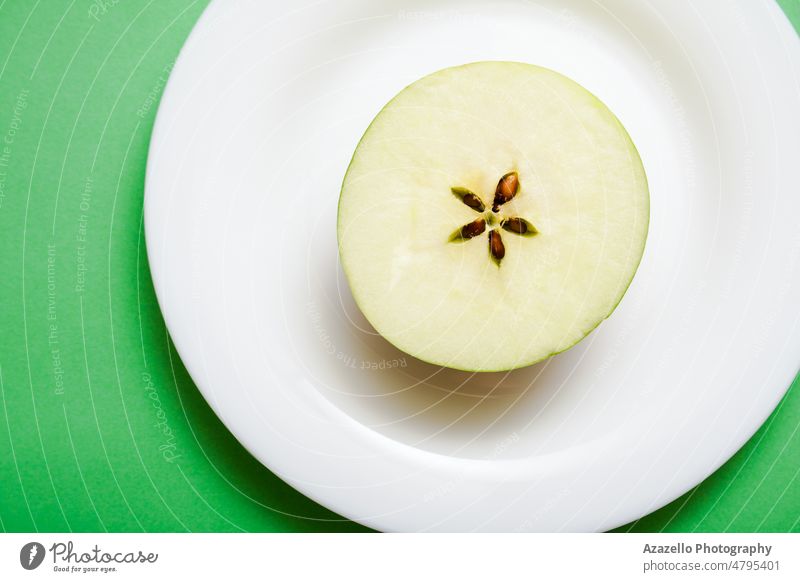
[{"left": 338, "top": 61, "right": 649, "bottom": 372}]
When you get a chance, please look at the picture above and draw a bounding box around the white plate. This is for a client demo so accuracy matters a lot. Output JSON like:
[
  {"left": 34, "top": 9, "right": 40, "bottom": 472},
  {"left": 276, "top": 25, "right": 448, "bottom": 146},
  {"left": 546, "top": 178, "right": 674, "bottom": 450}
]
[{"left": 145, "top": 0, "right": 800, "bottom": 531}]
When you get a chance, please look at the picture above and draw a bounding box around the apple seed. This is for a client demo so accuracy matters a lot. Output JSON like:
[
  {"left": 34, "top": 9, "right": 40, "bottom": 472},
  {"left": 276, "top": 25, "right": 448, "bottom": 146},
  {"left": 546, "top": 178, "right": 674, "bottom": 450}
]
[
  {"left": 450, "top": 217, "right": 486, "bottom": 241},
  {"left": 461, "top": 217, "right": 487, "bottom": 239},
  {"left": 451, "top": 187, "right": 486, "bottom": 212},
  {"left": 489, "top": 229, "right": 505, "bottom": 264},
  {"left": 501, "top": 217, "right": 538, "bottom": 236},
  {"left": 492, "top": 172, "right": 519, "bottom": 212}
]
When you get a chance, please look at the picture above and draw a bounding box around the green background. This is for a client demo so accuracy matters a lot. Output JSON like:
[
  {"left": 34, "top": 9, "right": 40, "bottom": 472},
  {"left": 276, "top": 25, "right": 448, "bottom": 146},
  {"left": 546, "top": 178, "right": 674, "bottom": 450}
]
[{"left": 0, "top": 0, "right": 798, "bottom": 533}]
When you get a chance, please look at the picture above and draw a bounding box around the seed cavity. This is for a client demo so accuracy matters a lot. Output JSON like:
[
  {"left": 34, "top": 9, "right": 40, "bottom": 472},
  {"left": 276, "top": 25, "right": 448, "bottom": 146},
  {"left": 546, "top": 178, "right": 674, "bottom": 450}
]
[
  {"left": 501, "top": 217, "right": 538, "bottom": 236},
  {"left": 450, "top": 217, "right": 486, "bottom": 241},
  {"left": 447, "top": 171, "right": 535, "bottom": 266},
  {"left": 492, "top": 172, "right": 519, "bottom": 212},
  {"left": 488, "top": 230, "right": 505, "bottom": 265},
  {"left": 452, "top": 187, "right": 486, "bottom": 212}
]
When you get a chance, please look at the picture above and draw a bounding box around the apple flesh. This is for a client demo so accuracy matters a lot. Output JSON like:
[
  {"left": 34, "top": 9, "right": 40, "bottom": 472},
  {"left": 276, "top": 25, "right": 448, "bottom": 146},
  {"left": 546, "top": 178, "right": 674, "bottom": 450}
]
[{"left": 338, "top": 62, "right": 649, "bottom": 372}]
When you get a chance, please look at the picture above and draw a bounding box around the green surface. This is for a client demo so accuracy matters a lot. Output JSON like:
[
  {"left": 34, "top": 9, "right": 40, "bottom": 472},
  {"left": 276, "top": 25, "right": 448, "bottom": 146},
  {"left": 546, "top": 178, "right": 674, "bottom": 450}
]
[{"left": 0, "top": 0, "right": 798, "bottom": 533}]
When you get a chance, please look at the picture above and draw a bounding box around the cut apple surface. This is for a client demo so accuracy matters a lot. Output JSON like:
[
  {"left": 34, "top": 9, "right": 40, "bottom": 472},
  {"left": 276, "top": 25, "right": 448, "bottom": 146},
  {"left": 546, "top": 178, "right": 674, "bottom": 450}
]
[{"left": 338, "top": 61, "right": 649, "bottom": 372}]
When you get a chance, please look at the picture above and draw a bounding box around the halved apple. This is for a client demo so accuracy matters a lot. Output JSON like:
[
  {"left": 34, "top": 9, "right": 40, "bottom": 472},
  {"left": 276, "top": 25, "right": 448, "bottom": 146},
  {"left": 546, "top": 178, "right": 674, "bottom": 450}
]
[{"left": 338, "top": 62, "right": 649, "bottom": 372}]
